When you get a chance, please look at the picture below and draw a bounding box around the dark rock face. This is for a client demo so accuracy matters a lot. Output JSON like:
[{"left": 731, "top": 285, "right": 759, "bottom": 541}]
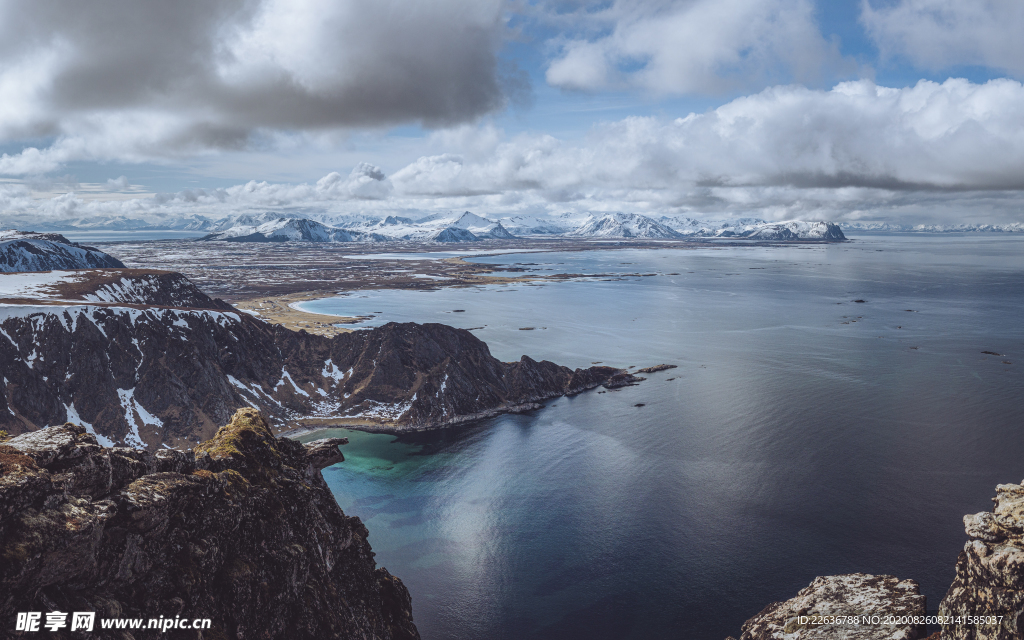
[
  {"left": 0, "top": 232, "right": 125, "bottom": 272},
  {"left": 274, "top": 322, "right": 623, "bottom": 431},
  {"left": 728, "top": 574, "right": 927, "bottom": 640},
  {"left": 0, "top": 409, "right": 419, "bottom": 640},
  {"left": 428, "top": 227, "right": 477, "bottom": 243},
  {"left": 0, "top": 270, "right": 625, "bottom": 448},
  {"left": 819, "top": 223, "right": 847, "bottom": 242},
  {"left": 939, "top": 481, "right": 1024, "bottom": 639}
]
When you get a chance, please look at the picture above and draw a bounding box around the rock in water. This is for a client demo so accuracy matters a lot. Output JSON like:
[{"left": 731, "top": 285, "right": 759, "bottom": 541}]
[
  {"left": 728, "top": 574, "right": 926, "bottom": 639},
  {"left": 0, "top": 408, "right": 419, "bottom": 639},
  {"left": 939, "top": 481, "right": 1024, "bottom": 639},
  {"left": 637, "top": 364, "right": 677, "bottom": 373}
]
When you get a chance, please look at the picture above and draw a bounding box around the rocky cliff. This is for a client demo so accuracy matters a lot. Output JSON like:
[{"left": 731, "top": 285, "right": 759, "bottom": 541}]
[
  {"left": 0, "top": 231, "right": 125, "bottom": 272},
  {"left": 728, "top": 574, "right": 928, "bottom": 640},
  {"left": 938, "top": 481, "right": 1024, "bottom": 639},
  {"left": 729, "top": 478, "right": 1024, "bottom": 640},
  {"left": 0, "top": 269, "right": 629, "bottom": 449},
  {"left": 0, "top": 408, "right": 418, "bottom": 639}
]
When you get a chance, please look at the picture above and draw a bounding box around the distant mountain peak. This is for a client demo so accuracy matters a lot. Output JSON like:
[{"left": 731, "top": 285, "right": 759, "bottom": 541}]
[{"left": 566, "top": 213, "right": 684, "bottom": 239}]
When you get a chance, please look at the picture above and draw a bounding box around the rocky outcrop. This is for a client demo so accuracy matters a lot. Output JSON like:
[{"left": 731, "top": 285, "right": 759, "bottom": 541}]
[
  {"left": 0, "top": 408, "right": 419, "bottom": 639},
  {"left": 636, "top": 364, "right": 677, "bottom": 374},
  {"left": 0, "top": 230, "right": 125, "bottom": 272},
  {"left": 729, "top": 574, "right": 927, "bottom": 640},
  {"left": 938, "top": 481, "right": 1024, "bottom": 639},
  {"left": 0, "top": 270, "right": 628, "bottom": 448},
  {"left": 729, "top": 478, "right": 1024, "bottom": 640}
]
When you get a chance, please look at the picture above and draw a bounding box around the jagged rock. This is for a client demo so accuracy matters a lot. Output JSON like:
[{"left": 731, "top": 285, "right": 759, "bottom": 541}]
[
  {"left": 0, "top": 408, "right": 419, "bottom": 640},
  {"left": 603, "top": 372, "right": 645, "bottom": 388},
  {"left": 729, "top": 574, "right": 927, "bottom": 639},
  {"left": 637, "top": 364, "right": 677, "bottom": 374},
  {"left": 939, "top": 481, "right": 1024, "bottom": 639},
  {"left": 304, "top": 437, "right": 348, "bottom": 470},
  {"left": 0, "top": 270, "right": 629, "bottom": 448}
]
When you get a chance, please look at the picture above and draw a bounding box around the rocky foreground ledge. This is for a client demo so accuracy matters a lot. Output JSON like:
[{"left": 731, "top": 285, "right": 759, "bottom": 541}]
[
  {"left": 728, "top": 479, "right": 1024, "bottom": 640},
  {"left": 939, "top": 481, "right": 1024, "bottom": 639},
  {"left": 727, "top": 574, "right": 928, "bottom": 640},
  {"left": 0, "top": 408, "right": 419, "bottom": 639}
]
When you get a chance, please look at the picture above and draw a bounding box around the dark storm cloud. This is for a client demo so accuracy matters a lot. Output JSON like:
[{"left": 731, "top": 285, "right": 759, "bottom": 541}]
[{"left": 0, "top": 0, "right": 510, "bottom": 149}]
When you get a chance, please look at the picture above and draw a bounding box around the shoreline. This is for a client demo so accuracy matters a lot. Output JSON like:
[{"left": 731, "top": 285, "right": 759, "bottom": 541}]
[
  {"left": 279, "top": 400, "right": 548, "bottom": 441},
  {"left": 233, "top": 291, "right": 363, "bottom": 336},
  {"left": 277, "top": 372, "right": 649, "bottom": 441}
]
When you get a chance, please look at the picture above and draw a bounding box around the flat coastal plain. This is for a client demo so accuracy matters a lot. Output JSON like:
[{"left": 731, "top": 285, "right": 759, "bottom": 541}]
[{"left": 96, "top": 237, "right": 766, "bottom": 334}]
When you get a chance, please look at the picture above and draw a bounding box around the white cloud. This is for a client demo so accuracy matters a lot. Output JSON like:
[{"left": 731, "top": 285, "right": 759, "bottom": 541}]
[
  {"left": 862, "top": 0, "right": 1024, "bottom": 75},
  {"left": 106, "top": 176, "right": 130, "bottom": 191},
  {"left": 0, "top": 147, "right": 65, "bottom": 176},
  {"left": 390, "top": 78, "right": 1024, "bottom": 197},
  {"left": 5, "top": 79, "right": 1024, "bottom": 224},
  {"left": 544, "top": 0, "right": 854, "bottom": 93}
]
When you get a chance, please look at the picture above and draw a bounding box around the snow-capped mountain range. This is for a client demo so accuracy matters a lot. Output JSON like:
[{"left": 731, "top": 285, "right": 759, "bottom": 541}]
[
  {"left": 202, "top": 211, "right": 518, "bottom": 243},
  {"left": 3, "top": 208, "right": 1022, "bottom": 239},
  {"left": 198, "top": 211, "right": 847, "bottom": 243}
]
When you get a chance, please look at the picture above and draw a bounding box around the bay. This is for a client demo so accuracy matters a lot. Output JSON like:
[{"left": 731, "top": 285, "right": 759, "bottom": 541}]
[{"left": 300, "top": 235, "right": 1024, "bottom": 639}]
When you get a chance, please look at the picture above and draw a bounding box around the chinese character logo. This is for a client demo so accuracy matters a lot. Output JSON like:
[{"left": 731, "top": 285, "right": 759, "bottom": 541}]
[
  {"left": 71, "top": 612, "right": 96, "bottom": 632},
  {"left": 15, "top": 612, "right": 41, "bottom": 632}
]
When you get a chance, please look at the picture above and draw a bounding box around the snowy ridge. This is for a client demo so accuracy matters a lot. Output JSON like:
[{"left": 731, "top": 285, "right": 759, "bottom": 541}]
[
  {"left": 201, "top": 217, "right": 384, "bottom": 243},
  {"left": 692, "top": 220, "right": 846, "bottom": 241},
  {"left": 0, "top": 271, "right": 88, "bottom": 300},
  {"left": 349, "top": 211, "right": 516, "bottom": 242},
  {"left": 565, "top": 213, "right": 684, "bottom": 239},
  {"left": 0, "top": 303, "right": 240, "bottom": 336},
  {"left": 202, "top": 211, "right": 516, "bottom": 243},
  {"left": 1, "top": 269, "right": 232, "bottom": 311},
  {"left": 0, "top": 300, "right": 252, "bottom": 448},
  {"left": 0, "top": 232, "right": 125, "bottom": 272}
]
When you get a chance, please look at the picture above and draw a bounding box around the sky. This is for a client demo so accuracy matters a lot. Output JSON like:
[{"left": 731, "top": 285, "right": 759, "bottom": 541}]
[{"left": 2, "top": 0, "right": 1024, "bottom": 225}]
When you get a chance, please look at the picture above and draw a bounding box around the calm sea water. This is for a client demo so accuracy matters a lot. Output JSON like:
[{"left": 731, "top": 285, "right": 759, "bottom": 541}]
[{"left": 300, "top": 235, "right": 1024, "bottom": 640}]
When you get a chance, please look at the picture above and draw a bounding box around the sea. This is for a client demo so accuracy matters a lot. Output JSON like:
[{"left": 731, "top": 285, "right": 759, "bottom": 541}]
[{"left": 298, "top": 234, "right": 1024, "bottom": 640}]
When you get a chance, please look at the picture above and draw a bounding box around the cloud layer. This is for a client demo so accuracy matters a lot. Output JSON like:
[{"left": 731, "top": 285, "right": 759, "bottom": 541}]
[
  {"left": 6, "top": 78, "right": 1024, "bottom": 224},
  {"left": 0, "top": 0, "right": 508, "bottom": 170},
  {"left": 862, "top": 0, "right": 1024, "bottom": 75}
]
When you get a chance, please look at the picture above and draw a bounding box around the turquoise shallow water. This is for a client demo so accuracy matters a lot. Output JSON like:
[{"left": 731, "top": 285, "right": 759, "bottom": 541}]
[{"left": 301, "top": 235, "right": 1024, "bottom": 639}]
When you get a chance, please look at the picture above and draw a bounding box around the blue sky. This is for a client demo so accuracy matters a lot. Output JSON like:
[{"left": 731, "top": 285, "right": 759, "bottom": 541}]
[{"left": 1, "top": 0, "right": 1024, "bottom": 224}]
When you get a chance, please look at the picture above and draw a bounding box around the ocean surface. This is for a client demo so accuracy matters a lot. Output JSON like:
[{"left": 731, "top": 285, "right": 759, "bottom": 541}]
[{"left": 299, "top": 235, "right": 1024, "bottom": 640}]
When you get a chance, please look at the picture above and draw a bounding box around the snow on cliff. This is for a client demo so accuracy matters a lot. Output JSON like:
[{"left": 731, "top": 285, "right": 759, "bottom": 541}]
[
  {"left": 707, "top": 220, "right": 846, "bottom": 241},
  {"left": 565, "top": 213, "right": 684, "bottom": 239},
  {"left": 0, "top": 231, "right": 125, "bottom": 272}
]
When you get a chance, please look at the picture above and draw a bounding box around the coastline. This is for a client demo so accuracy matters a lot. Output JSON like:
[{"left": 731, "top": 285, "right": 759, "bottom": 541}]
[
  {"left": 233, "top": 291, "right": 363, "bottom": 336},
  {"left": 278, "top": 372, "right": 646, "bottom": 440}
]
